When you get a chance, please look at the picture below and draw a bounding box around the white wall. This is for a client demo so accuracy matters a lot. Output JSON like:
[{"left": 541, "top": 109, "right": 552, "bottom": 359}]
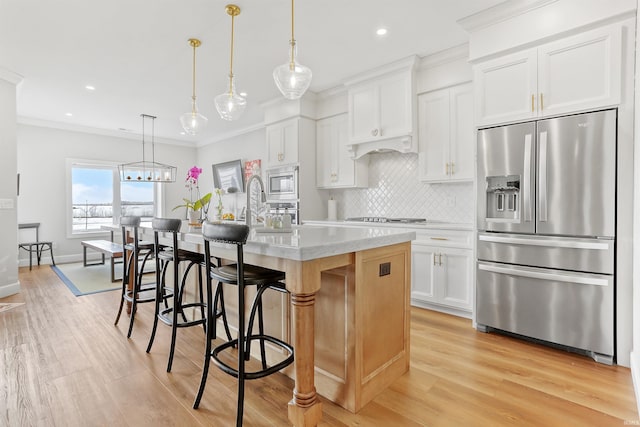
[
  {"left": 196, "top": 127, "right": 266, "bottom": 216},
  {"left": 0, "top": 69, "right": 21, "bottom": 298},
  {"left": 16, "top": 124, "right": 197, "bottom": 264}
]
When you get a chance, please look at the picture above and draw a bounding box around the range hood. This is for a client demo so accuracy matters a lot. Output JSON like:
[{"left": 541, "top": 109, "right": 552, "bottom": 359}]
[{"left": 346, "top": 135, "right": 416, "bottom": 159}]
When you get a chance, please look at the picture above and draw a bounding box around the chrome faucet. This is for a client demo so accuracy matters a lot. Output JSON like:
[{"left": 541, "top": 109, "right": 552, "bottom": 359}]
[{"left": 245, "top": 174, "right": 266, "bottom": 228}]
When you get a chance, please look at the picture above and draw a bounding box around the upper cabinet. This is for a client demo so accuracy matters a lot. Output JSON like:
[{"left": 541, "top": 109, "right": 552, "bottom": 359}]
[
  {"left": 474, "top": 24, "right": 621, "bottom": 127},
  {"left": 266, "top": 118, "right": 299, "bottom": 168},
  {"left": 418, "top": 83, "right": 474, "bottom": 183},
  {"left": 316, "top": 114, "right": 368, "bottom": 189},
  {"left": 345, "top": 56, "right": 418, "bottom": 158}
]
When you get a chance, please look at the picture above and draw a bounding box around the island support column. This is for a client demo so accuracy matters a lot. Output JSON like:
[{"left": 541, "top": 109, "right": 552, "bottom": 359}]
[{"left": 288, "top": 292, "right": 322, "bottom": 426}]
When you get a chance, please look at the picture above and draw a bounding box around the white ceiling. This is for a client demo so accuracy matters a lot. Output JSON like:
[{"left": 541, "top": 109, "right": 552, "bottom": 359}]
[{"left": 0, "top": 0, "right": 504, "bottom": 145}]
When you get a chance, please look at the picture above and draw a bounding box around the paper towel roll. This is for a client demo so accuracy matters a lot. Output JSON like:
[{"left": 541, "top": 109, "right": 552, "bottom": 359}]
[{"left": 327, "top": 199, "right": 337, "bottom": 220}]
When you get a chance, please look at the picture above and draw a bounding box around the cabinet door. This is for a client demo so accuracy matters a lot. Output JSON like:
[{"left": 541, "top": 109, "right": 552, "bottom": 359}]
[
  {"left": 348, "top": 84, "right": 378, "bottom": 143},
  {"left": 316, "top": 117, "right": 334, "bottom": 188},
  {"left": 266, "top": 119, "right": 298, "bottom": 168},
  {"left": 448, "top": 83, "right": 475, "bottom": 181},
  {"left": 438, "top": 248, "right": 473, "bottom": 311},
  {"left": 537, "top": 25, "right": 621, "bottom": 117},
  {"left": 418, "top": 89, "right": 450, "bottom": 182},
  {"left": 378, "top": 72, "right": 413, "bottom": 139},
  {"left": 474, "top": 49, "right": 537, "bottom": 126},
  {"left": 410, "top": 243, "right": 438, "bottom": 303}
]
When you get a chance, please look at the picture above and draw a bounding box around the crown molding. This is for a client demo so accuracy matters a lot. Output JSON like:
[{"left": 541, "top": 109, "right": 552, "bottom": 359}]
[
  {"left": 0, "top": 67, "right": 23, "bottom": 85},
  {"left": 197, "top": 121, "right": 265, "bottom": 147},
  {"left": 417, "top": 44, "right": 469, "bottom": 70},
  {"left": 343, "top": 55, "right": 418, "bottom": 86},
  {"left": 458, "top": 0, "right": 559, "bottom": 32},
  {"left": 17, "top": 116, "right": 193, "bottom": 147}
]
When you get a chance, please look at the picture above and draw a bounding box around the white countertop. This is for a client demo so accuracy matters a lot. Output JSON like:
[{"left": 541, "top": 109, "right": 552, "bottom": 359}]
[
  {"left": 302, "top": 219, "right": 474, "bottom": 231},
  {"left": 110, "top": 222, "right": 416, "bottom": 262}
]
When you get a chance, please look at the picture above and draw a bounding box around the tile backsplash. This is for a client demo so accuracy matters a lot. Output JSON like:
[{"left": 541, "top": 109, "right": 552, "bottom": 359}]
[{"left": 326, "top": 152, "right": 474, "bottom": 224}]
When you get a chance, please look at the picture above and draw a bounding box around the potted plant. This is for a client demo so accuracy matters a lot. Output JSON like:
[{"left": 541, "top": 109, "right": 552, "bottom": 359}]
[{"left": 173, "top": 166, "right": 211, "bottom": 224}]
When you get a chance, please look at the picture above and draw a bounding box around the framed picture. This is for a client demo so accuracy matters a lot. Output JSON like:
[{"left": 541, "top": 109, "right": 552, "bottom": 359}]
[
  {"left": 245, "top": 159, "right": 261, "bottom": 182},
  {"left": 212, "top": 159, "right": 245, "bottom": 193}
]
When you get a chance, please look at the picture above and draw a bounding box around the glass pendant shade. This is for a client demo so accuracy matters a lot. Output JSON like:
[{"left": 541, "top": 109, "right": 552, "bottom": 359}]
[
  {"left": 180, "top": 38, "right": 207, "bottom": 135},
  {"left": 273, "top": 42, "right": 312, "bottom": 100},
  {"left": 180, "top": 100, "right": 208, "bottom": 135},
  {"left": 215, "top": 78, "right": 246, "bottom": 121}
]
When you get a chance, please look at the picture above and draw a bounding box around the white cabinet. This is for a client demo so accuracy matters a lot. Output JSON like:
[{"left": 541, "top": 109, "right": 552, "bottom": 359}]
[
  {"left": 345, "top": 57, "right": 417, "bottom": 157},
  {"left": 474, "top": 24, "right": 621, "bottom": 126},
  {"left": 316, "top": 114, "right": 368, "bottom": 189},
  {"left": 418, "top": 83, "right": 474, "bottom": 182},
  {"left": 266, "top": 118, "right": 299, "bottom": 167},
  {"left": 411, "top": 229, "right": 473, "bottom": 316}
]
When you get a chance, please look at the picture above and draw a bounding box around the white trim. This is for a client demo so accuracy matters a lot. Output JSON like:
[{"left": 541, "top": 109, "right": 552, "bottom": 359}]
[
  {"left": 17, "top": 117, "right": 192, "bottom": 147},
  {"left": 343, "top": 55, "right": 418, "bottom": 86},
  {"left": 631, "top": 351, "right": 640, "bottom": 417},
  {"left": 418, "top": 44, "right": 470, "bottom": 70},
  {"left": 196, "top": 121, "right": 265, "bottom": 147},
  {"left": 0, "top": 67, "right": 23, "bottom": 85},
  {"left": 0, "top": 281, "right": 21, "bottom": 298},
  {"left": 458, "top": 0, "right": 560, "bottom": 32}
]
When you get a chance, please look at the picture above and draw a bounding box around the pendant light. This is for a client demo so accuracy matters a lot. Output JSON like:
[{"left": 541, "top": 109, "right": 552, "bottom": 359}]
[
  {"left": 180, "top": 38, "right": 208, "bottom": 135},
  {"left": 215, "top": 4, "right": 246, "bottom": 121},
  {"left": 118, "top": 114, "right": 177, "bottom": 182},
  {"left": 273, "top": 0, "right": 312, "bottom": 100}
]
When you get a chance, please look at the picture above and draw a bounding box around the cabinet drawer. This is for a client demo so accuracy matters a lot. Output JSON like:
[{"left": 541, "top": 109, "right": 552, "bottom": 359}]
[{"left": 413, "top": 229, "right": 472, "bottom": 248}]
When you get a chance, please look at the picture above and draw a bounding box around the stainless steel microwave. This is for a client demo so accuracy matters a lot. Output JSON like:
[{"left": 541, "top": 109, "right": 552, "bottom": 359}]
[{"left": 266, "top": 166, "right": 298, "bottom": 200}]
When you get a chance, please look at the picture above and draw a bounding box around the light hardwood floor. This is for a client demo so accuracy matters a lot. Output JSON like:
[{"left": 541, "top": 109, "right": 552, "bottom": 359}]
[{"left": 1, "top": 265, "right": 637, "bottom": 426}]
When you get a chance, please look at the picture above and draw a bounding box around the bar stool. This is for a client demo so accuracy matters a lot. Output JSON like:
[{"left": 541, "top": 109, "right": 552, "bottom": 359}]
[
  {"left": 18, "top": 223, "right": 55, "bottom": 270},
  {"left": 193, "top": 222, "right": 294, "bottom": 426},
  {"left": 145, "top": 218, "right": 208, "bottom": 372},
  {"left": 114, "top": 216, "right": 158, "bottom": 338}
]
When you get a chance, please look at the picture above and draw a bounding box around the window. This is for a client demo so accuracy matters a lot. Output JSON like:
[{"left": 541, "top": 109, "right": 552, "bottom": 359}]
[{"left": 67, "top": 159, "right": 156, "bottom": 236}]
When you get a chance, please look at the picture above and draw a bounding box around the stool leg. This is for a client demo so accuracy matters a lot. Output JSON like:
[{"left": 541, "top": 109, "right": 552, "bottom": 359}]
[
  {"left": 245, "top": 285, "right": 269, "bottom": 367},
  {"left": 115, "top": 251, "right": 133, "bottom": 326},
  {"left": 147, "top": 259, "right": 170, "bottom": 353},
  {"left": 236, "top": 277, "right": 246, "bottom": 427},
  {"left": 49, "top": 243, "right": 56, "bottom": 266},
  {"left": 216, "top": 284, "right": 233, "bottom": 342},
  {"left": 127, "top": 250, "right": 141, "bottom": 339},
  {"left": 29, "top": 244, "right": 33, "bottom": 270},
  {"left": 193, "top": 273, "right": 215, "bottom": 409},
  {"left": 167, "top": 260, "right": 180, "bottom": 372},
  {"left": 198, "top": 264, "right": 205, "bottom": 333}
]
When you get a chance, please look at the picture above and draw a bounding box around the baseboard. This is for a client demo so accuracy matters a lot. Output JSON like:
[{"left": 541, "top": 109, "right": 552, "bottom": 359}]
[
  {"left": 410, "top": 299, "right": 472, "bottom": 319},
  {"left": 0, "top": 281, "right": 21, "bottom": 298},
  {"left": 631, "top": 351, "right": 640, "bottom": 418}
]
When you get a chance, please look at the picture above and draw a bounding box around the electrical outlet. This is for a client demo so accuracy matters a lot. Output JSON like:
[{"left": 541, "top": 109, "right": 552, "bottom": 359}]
[
  {"left": 446, "top": 196, "right": 456, "bottom": 207},
  {"left": 379, "top": 262, "right": 391, "bottom": 277}
]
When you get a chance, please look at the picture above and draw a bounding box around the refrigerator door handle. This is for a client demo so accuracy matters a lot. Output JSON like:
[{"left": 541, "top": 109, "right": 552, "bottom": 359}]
[
  {"left": 523, "top": 133, "right": 533, "bottom": 222},
  {"left": 539, "top": 130, "right": 548, "bottom": 222},
  {"left": 478, "top": 234, "right": 611, "bottom": 250},
  {"left": 478, "top": 263, "right": 609, "bottom": 287}
]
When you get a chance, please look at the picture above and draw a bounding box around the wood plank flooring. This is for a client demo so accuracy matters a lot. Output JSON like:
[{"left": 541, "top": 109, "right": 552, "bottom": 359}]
[{"left": 1, "top": 265, "right": 637, "bottom": 426}]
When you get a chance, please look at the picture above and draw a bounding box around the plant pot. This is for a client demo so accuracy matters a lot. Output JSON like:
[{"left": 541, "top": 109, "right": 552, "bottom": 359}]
[{"left": 188, "top": 210, "right": 200, "bottom": 225}]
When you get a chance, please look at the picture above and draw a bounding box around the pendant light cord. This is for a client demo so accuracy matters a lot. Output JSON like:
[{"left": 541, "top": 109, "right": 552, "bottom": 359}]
[
  {"left": 191, "top": 41, "right": 197, "bottom": 111},
  {"left": 289, "top": 0, "right": 296, "bottom": 70},
  {"left": 229, "top": 11, "right": 236, "bottom": 95}
]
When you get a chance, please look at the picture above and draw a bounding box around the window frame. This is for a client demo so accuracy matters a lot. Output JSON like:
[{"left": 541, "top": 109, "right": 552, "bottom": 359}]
[{"left": 65, "top": 158, "right": 163, "bottom": 239}]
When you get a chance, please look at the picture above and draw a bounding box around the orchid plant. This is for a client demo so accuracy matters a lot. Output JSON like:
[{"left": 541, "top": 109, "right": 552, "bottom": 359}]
[{"left": 173, "top": 166, "right": 212, "bottom": 214}]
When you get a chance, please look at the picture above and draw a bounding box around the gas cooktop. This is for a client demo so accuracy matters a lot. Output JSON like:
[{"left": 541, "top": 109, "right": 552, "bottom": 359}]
[{"left": 345, "top": 217, "right": 427, "bottom": 224}]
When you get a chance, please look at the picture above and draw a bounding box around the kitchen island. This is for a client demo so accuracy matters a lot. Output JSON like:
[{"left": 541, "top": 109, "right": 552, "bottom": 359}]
[{"left": 113, "top": 222, "right": 415, "bottom": 426}]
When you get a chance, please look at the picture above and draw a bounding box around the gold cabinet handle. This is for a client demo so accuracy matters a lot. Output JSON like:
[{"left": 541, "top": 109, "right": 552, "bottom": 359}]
[
  {"left": 430, "top": 237, "right": 449, "bottom": 241},
  {"left": 445, "top": 163, "right": 450, "bottom": 175},
  {"left": 531, "top": 94, "right": 535, "bottom": 112},
  {"left": 451, "top": 162, "right": 455, "bottom": 175},
  {"left": 433, "top": 254, "right": 437, "bottom": 266},
  {"left": 540, "top": 93, "right": 544, "bottom": 111},
  {"left": 439, "top": 253, "right": 443, "bottom": 266}
]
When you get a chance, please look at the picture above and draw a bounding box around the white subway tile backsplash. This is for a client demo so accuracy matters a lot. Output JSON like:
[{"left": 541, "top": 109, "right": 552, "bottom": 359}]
[{"left": 327, "top": 152, "right": 474, "bottom": 224}]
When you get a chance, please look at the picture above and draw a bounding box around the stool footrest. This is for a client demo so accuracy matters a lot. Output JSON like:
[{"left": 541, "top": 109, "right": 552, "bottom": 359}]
[
  {"left": 211, "top": 335, "right": 294, "bottom": 380},
  {"left": 158, "top": 304, "right": 207, "bottom": 329}
]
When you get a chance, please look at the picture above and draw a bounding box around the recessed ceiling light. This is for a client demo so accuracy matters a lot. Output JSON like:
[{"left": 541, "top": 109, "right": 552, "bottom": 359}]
[
  {"left": 240, "top": 92, "right": 247, "bottom": 97},
  {"left": 376, "top": 27, "right": 388, "bottom": 36},
  {"left": 180, "top": 131, "right": 186, "bottom": 135},
  {"left": 65, "top": 112, "right": 73, "bottom": 117},
  {"left": 85, "top": 85, "right": 95, "bottom": 91}
]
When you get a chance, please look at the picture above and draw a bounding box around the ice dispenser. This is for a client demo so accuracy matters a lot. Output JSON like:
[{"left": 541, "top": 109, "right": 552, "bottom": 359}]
[{"left": 485, "top": 175, "right": 520, "bottom": 221}]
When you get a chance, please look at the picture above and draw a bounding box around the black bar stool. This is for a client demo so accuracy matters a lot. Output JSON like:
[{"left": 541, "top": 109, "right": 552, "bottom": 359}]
[
  {"left": 145, "top": 218, "right": 209, "bottom": 372},
  {"left": 114, "top": 216, "right": 158, "bottom": 338},
  {"left": 193, "top": 222, "right": 294, "bottom": 426},
  {"left": 18, "top": 223, "right": 55, "bottom": 270}
]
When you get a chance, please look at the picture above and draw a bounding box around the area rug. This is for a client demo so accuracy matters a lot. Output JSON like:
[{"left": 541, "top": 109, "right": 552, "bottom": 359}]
[
  {"left": 0, "top": 303, "right": 25, "bottom": 313},
  {"left": 52, "top": 262, "right": 122, "bottom": 296}
]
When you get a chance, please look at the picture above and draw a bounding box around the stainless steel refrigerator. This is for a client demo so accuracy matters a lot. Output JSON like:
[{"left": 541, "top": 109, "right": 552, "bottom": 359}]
[{"left": 476, "top": 109, "right": 616, "bottom": 364}]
